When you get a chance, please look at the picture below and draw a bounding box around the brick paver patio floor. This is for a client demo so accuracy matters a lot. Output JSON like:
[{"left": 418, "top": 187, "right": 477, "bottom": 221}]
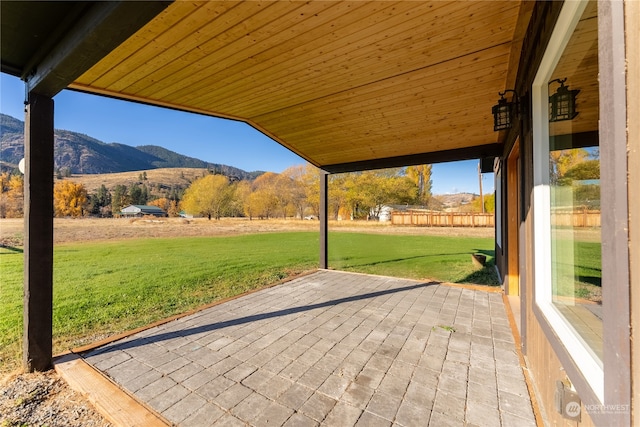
[{"left": 82, "top": 270, "right": 536, "bottom": 426}]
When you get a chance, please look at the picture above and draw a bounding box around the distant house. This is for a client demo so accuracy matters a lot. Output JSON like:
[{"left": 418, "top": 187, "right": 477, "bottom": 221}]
[
  {"left": 120, "top": 205, "right": 166, "bottom": 218},
  {"left": 373, "top": 205, "right": 416, "bottom": 222},
  {"left": 370, "top": 205, "right": 395, "bottom": 222}
]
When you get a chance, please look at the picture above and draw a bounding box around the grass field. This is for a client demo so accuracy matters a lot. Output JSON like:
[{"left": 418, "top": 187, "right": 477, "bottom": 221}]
[{"left": 0, "top": 228, "right": 497, "bottom": 375}]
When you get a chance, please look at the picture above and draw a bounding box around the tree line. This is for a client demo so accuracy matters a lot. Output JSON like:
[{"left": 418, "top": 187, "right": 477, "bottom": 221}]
[
  {"left": 174, "top": 164, "right": 435, "bottom": 221},
  {"left": 1, "top": 162, "right": 494, "bottom": 219}
]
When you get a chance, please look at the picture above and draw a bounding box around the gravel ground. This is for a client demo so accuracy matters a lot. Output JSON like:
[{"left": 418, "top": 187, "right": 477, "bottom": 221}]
[{"left": 0, "top": 371, "right": 111, "bottom": 427}]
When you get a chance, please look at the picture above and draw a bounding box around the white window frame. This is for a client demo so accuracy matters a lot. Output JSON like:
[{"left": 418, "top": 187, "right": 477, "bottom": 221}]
[
  {"left": 496, "top": 168, "right": 502, "bottom": 249},
  {"left": 532, "top": 0, "right": 603, "bottom": 402}
]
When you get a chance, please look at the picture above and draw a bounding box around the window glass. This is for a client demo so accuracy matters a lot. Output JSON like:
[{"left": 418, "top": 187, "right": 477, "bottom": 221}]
[{"left": 547, "top": 1, "right": 601, "bottom": 360}]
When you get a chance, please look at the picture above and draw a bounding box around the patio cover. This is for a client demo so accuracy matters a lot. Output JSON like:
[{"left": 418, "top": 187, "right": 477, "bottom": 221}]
[{"left": 1, "top": 0, "right": 533, "bottom": 172}]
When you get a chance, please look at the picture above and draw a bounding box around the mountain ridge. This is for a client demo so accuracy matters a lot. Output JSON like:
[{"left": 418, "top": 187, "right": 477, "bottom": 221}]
[{"left": 0, "top": 113, "right": 258, "bottom": 179}]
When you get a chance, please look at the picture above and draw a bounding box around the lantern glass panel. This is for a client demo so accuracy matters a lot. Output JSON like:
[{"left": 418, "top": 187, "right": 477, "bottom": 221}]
[
  {"left": 557, "top": 93, "right": 571, "bottom": 118},
  {"left": 492, "top": 101, "right": 512, "bottom": 131},
  {"left": 549, "top": 85, "right": 579, "bottom": 121}
]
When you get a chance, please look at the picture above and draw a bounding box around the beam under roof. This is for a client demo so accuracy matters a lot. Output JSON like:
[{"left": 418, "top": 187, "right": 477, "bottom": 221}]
[
  {"left": 322, "top": 143, "right": 502, "bottom": 174},
  {"left": 1, "top": 1, "right": 171, "bottom": 97}
]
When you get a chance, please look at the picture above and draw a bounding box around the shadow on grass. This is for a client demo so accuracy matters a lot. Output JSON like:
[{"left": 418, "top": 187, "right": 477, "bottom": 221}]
[
  {"left": 576, "top": 275, "right": 601, "bottom": 287},
  {"left": 457, "top": 248, "right": 499, "bottom": 286},
  {"left": 458, "top": 266, "right": 500, "bottom": 286},
  {"left": 336, "top": 249, "right": 501, "bottom": 286},
  {"left": 0, "top": 245, "right": 23, "bottom": 254},
  {"left": 88, "top": 280, "right": 439, "bottom": 355},
  {"left": 339, "top": 253, "right": 479, "bottom": 269},
  {"left": 472, "top": 249, "right": 495, "bottom": 258}
]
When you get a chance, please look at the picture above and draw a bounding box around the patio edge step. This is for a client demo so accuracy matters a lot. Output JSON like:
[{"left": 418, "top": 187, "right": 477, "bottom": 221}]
[{"left": 54, "top": 353, "right": 169, "bottom": 427}]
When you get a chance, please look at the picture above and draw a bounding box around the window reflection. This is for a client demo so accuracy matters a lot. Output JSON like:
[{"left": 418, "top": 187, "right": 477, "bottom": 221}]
[
  {"left": 548, "top": 1, "right": 601, "bottom": 361},
  {"left": 550, "top": 148, "right": 601, "bottom": 358}
]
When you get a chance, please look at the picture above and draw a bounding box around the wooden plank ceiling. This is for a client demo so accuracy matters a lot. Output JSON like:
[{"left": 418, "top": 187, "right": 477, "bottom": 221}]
[
  {"left": 70, "top": 1, "right": 527, "bottom": 171},
  {"left": 549, "top": 1, "right": 599, "bottom": 138}
]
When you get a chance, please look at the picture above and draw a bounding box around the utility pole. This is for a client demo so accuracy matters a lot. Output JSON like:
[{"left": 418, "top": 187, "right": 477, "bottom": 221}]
[{"left": 478, "top": 161, "right": 484, "bottom": 214}]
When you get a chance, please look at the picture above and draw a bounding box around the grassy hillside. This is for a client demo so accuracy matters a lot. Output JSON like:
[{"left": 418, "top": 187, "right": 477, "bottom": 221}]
[{"left": 60, "top": 167, "right": 212, "bottom": 195}]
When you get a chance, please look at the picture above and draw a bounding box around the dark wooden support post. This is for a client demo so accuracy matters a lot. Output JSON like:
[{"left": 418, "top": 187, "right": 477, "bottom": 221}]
[
  {"left": 23, "top": 92, "right": 55, "bottom": 372},
  {"left": 599, "top": 0, "right": 630, "bottom": 423},
  {"left": 319, "top": 171, "right": 328, "bottom": 269}
]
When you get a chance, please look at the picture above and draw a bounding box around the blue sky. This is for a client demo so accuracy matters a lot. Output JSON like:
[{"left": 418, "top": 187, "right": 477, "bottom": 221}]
[{"left": 1, "top": 73, "right": 493, "bottom": 194}]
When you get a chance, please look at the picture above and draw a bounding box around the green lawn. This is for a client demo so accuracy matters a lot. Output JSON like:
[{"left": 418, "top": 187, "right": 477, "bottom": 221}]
[
  {"left": 552, "top": 237, "right": 602, "bottom": 301},
  {"left": 0, "top": 231, "right": 497, "bottom": 374},
  {"left": 330, "top": 232, "right": 497, "bottom": 284}
]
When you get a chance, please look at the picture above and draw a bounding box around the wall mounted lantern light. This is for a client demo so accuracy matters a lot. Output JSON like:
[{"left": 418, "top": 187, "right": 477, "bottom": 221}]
[
  {"left": 492, "top": 89, "right": 519, "bottom": 131},
  {"left": 548, "top": 78, "right": 579, "bottom": 122}
]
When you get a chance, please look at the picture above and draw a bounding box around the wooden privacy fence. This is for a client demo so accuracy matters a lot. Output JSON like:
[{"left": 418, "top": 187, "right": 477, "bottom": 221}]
[
  {"left": 551, "top": 209, "right": 601, "bottom": 227},
  {"left": 391, "top": 211, "right": 495, "bottom": 227},
  {"left": 391, "top": 209, "right": 601, "bottom": 228}
]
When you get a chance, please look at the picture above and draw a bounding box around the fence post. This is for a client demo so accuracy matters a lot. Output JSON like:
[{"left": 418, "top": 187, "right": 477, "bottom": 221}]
[{"left": 319, "top": 171, "right": 328, "bottom": 269}]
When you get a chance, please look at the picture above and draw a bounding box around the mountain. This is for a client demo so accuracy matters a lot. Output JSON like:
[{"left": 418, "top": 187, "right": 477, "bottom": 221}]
[
  {"left": 434, "top": 192, "right": 477, "bottom": 208},
  {"left": 0, "top": 113, "right": 255, "bottom": 179},
  {"left": 0, "top": 114, "right": 24, "bottom": 169}
]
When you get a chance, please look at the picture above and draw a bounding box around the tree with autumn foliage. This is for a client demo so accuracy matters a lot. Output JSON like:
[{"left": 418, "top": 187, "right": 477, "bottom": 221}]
[
  {"left": 332, "top": 169, "right": 417, "bottom": 220},
  {"left": 328, "top": 173, "right": 348, "bottom": 220},
  {"left": 300, "top": 164, "right": 321, "bottom": 218},
  {"left": 405, "top": 164, "right": 432, "bottom": 206},
  {"left": 549, "top": 148, "right": 589, "bottom": 184},
  {"left": 0, "top": 172, "right": 24, "bottom": 218},
  {"left": 148, "top": 197, "right": 180, "bottom": 217},
  {"left": 181, "top": 174, "right": 234, "bottom": 220},
  {"left": 356, "top": 169, "right": 417, "bottom": 219},
  {"left": 271, "top": 173, "right": 296, "bottom": 219},
  {"left": 246, "top": 172, "right": 279, "bottom": 219},
  {"left": 233, "top": 180, "right": 254, "bottom": 219},
  {"left": 54, "top": 181, "right": 88, "bottom": 217},
  {"left": 466, "top": 192, "right": 495, "bottom": 213},
  {"left": 280, "top": 165, "right": 312, "bottom": 219}
]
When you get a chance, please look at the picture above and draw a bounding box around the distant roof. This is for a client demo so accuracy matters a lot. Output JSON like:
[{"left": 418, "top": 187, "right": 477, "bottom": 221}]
[{"left": 121, "top": 205, "right": 166, "bottom": 213}]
